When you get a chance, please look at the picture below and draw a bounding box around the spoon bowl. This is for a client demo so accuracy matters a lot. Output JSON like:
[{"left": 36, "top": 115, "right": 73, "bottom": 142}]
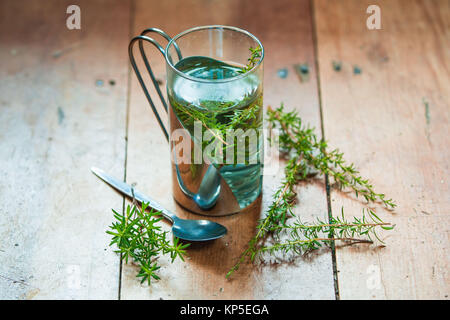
[
  {"left": 174, "top": 158, "right": 222, "bottom": 210},
  {"left": 172, "top": 217, "right": 227, "bottom": 241}
]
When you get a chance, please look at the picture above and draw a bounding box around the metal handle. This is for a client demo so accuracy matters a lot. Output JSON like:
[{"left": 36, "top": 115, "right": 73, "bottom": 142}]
[
  {"left": 129, "top": 30, "right": 221, "bottom": 211},
  {"left": 128, "top": 28, "right": 182, "bottom": 141},
  {"left": 130, "top": 186, "right": 178, "bottom": 224}
]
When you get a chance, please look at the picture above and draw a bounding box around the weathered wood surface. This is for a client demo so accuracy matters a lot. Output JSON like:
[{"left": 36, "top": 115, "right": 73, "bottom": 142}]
[
  {"left": 314, "top": 0, "right": 449, "bottom": 299},
  {"left": 1, "top": 0, "right": 448, "bottom": 300},
  {"left": 0, "top": 0, "right": 131, "bottom": 299},
  {"left": 122, "top": 0, "right": 335, "bottom": 299}
]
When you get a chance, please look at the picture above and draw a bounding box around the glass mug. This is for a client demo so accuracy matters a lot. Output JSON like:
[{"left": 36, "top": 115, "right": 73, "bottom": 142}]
[{"left": 129, "top": 26, "right": 264, "bottom": 216}]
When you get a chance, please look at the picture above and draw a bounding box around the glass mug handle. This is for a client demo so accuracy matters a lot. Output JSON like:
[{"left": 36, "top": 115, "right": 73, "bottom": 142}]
[
  {"left": 129, "top": 30, "right": 222, "bottom": 211},
  {"left": 128, "top": 28, "right": 182, "bottom": 141}
]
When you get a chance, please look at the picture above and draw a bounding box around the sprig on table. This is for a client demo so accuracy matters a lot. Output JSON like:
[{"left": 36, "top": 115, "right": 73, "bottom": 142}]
[
  {"left": 226, "top": 104, "right": 395, "bottom": 278},
  {"left": 268, "top": 105, "right": 396, "bottom": 209},
  {"left": 107, "top": 203, "right": 189, "bottom": 285}
]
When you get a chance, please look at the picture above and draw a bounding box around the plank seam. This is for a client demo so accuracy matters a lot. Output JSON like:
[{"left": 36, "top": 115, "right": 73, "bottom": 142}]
[
  {"left": 119, "top": 0, "right": 136, "bottom": 301},
  {"left": 310, "top": 0, "right": 340, "bottom": 300}
]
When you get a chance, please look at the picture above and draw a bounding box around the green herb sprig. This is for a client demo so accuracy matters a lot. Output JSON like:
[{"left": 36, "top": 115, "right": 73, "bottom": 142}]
[
  {"left": 226, "top": 105, "right": 395, "bottom": 278},
  {"left": 238, "top": 46, "right": 262, "bottom": 74},
  {"left": 107, "top": 203, "right": 189, "bottom": 285},
  {"left": 171, "top": 94, "right": 263, "bottom": 165},
  {"left": 268, "top": 105, "right": 396, "bottom": 209}
]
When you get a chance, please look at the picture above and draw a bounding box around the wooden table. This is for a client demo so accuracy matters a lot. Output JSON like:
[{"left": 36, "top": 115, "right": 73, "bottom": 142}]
[{"left": 0, "top": 0, "right": 448, "bottom": 300}]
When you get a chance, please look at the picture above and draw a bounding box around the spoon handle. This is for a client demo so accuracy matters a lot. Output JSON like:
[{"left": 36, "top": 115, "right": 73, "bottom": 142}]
[
  {"left": 91, "top": 167, "right": 178, "bottom": 224},
  {"left": 130, "top": 188, "right": 177, "bottom": 223}
]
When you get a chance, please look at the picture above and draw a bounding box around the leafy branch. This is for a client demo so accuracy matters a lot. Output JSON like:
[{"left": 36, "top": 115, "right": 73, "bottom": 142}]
[
  {"left": 226, "top": 105, "right": 395, "bottom": 278},
  {"left": 171, "top": 94, "right": 263, "bottom": 166},
  {"left": 107, "top": 203, "right": 189, "bottom": 285},
  {"left": 238, "top": 46, "right": 262, "bottom": 74},
  {"left": 170, "top": 46, "right": 264, "bottom": 166},
  {"left": 266, "top": 105, "right": 396, "bottom": 209},
  {"left": 172, "top": 96, "right": 262, "bottom": 145}
]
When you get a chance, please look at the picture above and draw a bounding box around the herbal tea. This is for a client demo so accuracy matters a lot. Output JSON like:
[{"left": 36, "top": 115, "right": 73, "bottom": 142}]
[{"left": 168, "top": 55, "right": 263, "bottom": 208}]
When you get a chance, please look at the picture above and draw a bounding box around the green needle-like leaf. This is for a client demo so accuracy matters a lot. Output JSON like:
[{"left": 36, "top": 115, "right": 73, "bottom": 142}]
[
  {"left": 226, "top": 104, "right": 395, "bottom": 279},
  {"left": 106, "top": 203, "right": 190, "bottom": 285}
]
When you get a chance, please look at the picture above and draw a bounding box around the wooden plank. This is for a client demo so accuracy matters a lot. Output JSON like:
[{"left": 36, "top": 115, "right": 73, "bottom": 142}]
[
  {"left": 0, "top": 0, "right": 131, "bottom": 299},
  {"left": 122, "top": 0, "right": 335, "bottom": 299},
  {"left": 314, "top": 0, "right": 449, "bottom": 299}
]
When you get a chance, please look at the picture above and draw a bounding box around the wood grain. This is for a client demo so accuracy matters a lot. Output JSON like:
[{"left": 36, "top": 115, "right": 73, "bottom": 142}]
[
  {"left": 0, "top": 0, "right": 131, "bottom": 299},
  {"left": 122, "top": 0, "right": 336, "bottom": 299},
  {"left": 314, "top": 0, "right": 449, "bottom": 299}
]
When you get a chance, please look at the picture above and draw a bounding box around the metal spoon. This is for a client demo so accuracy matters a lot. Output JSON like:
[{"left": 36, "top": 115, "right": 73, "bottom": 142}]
[
  {"left": 91, "top": 167, "right": 227, "bottom": 241},
  {"left": 174, "top": 162, "right": 221, "bottom": 210}
]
